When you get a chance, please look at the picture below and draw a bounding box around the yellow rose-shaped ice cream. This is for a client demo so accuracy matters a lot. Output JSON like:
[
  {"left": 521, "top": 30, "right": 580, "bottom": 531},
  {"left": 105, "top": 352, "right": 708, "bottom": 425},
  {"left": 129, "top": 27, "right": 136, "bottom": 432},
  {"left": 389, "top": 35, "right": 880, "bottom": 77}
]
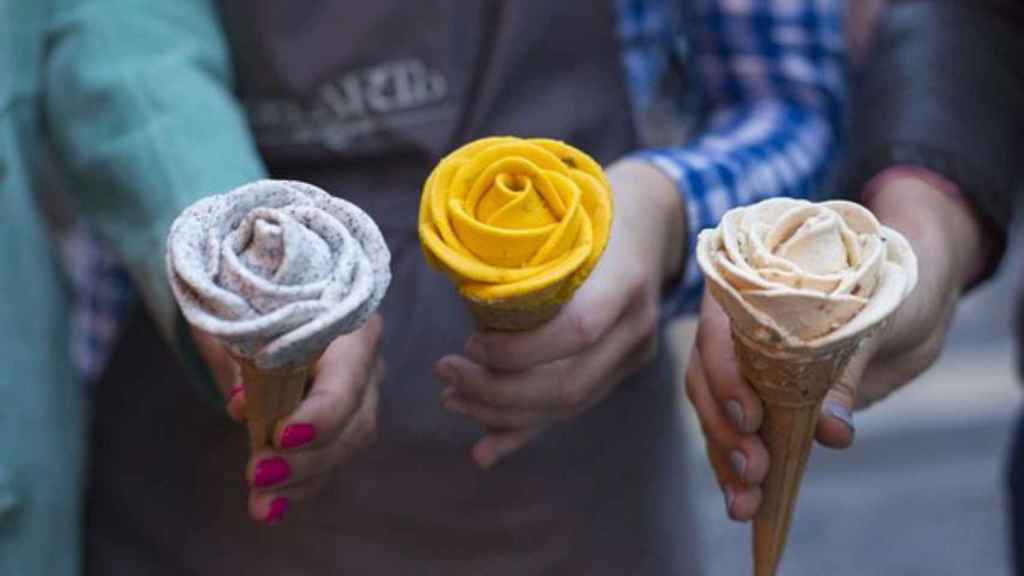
[
  {"left": 419, "top": 137, "right": 613, "bottom": 329},
  {"left": 697, "top": 198, "right": 917, "bottom": 350}
]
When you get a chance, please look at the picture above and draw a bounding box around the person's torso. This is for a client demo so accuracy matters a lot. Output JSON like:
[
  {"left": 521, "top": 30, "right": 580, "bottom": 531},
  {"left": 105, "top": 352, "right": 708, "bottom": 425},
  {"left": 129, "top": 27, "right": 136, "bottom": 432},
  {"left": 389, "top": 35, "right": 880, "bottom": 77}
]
[{"left": 88, "top": 2, "right": 697, "bottom": 574}]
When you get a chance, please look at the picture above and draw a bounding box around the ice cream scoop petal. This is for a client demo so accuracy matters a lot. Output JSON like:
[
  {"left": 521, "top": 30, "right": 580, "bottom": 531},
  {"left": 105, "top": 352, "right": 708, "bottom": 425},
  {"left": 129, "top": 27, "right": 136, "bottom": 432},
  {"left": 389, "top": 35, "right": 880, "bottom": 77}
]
[
  {"left": 167, "top": 179, "right": 391, "bottom": 369},
  {"left": 419, "top": 136, "right": 612, "bottom": 330},
  {"left": 698, "top": 198, "right": 916, "bottom": 349}
]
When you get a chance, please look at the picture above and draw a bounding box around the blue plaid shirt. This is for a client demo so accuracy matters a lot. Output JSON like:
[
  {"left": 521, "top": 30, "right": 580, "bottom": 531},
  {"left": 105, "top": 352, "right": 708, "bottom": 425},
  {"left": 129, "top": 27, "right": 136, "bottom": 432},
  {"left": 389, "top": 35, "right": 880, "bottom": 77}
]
[{"left": 68, "top": 0, "right": 844, "bottom": 383}]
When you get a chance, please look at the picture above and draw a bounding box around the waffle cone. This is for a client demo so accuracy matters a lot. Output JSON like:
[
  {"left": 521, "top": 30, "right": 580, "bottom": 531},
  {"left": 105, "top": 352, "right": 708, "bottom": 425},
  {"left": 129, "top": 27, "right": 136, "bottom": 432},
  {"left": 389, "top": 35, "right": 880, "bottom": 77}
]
[
  {"left": 731, "top": 329, "right": 860, "bottom": 576},
  {"left": 235, "top": 359, "right": 312, "bottom": 451},
  {"left": 464, "top": 280, "right": 568, "bottom": 332}
]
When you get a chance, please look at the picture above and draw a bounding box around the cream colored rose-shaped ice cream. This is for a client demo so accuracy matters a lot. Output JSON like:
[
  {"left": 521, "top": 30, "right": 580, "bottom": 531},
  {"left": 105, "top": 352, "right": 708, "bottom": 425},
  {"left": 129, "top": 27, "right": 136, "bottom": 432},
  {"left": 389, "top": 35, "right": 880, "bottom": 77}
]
[
  {"left": 167, "top": 180, "right": 391, "bottom": 368},
  {"left": 697, "top": 198, "right": 917, "bottom": 349}
]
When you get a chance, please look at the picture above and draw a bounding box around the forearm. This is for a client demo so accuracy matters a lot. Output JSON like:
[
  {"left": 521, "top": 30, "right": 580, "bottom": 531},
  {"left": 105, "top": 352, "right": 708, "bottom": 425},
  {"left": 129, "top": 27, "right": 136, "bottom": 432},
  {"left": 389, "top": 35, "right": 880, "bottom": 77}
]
[
  {"left": 606, "top": 160, "right": 686, "bottom": 288},
  {"left": 628, "top": 0, "right": 845, "bottom": 315},
  {"left": 45, "top": 0, "right": 265, "bottom": 341},
  {"left": 45, "top": 0, "right": 266, "bottom": 405},
  {"left": 849, "top": 0, "right": 1024, "bottom": 236},
  {"left": 870, "top": 177, "right": 982, "bottom": 291},
  {"left": 867, "top": 175, "right": 984, "bottom": 355}
]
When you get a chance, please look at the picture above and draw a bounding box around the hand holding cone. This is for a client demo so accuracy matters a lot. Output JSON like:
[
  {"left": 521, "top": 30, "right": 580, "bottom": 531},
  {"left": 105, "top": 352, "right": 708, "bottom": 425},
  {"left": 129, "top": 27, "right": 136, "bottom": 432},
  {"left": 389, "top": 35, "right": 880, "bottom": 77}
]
[
  {"left": 696, "top": 199, "right": 917, "bottom": 575},
  {"left": 167, "top": 180, "right": 391, "bottom": 448}
]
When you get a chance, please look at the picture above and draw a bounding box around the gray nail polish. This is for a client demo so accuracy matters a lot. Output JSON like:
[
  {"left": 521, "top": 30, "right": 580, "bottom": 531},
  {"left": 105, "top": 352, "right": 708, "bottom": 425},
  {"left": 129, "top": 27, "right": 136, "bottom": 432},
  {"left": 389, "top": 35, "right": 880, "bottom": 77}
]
[
  {"left": 729, "top": 450, "right": 747, "bottom": 479},
  {"left": 724, "top": 485, "right": 736, "bottom": 511},
  {"left": 726, "top": 400, "right": 745, "bottom": 430},
  {"left": 824, "top": 400, "right": 855, "bottom": 431}
]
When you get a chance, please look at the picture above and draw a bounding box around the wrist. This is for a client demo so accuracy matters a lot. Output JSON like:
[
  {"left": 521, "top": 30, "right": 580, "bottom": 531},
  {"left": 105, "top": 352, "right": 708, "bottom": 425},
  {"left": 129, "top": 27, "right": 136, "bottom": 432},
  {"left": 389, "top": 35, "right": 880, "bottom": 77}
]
[
  {"left": 867, "top": 174, "right": 982, "bottom": 294},
  {"left": 605, "top": 159, "right": 687, "bottom": 285}
]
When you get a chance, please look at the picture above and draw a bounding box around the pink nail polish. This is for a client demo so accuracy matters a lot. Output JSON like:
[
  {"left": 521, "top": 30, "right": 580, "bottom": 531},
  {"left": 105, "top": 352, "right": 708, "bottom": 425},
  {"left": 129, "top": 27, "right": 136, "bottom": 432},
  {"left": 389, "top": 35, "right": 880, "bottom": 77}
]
[
  {"left": 252, "top": 457, "right": 290, "bottom": 487},
  {"left": 229, "top": 384, "right": 244, "bottom": 400},
  {"left": 280, "top": 424, "right": 316, "bottom": 449},
  {"left": 266, "top": 496, "right": 290, "bottom": 526}
]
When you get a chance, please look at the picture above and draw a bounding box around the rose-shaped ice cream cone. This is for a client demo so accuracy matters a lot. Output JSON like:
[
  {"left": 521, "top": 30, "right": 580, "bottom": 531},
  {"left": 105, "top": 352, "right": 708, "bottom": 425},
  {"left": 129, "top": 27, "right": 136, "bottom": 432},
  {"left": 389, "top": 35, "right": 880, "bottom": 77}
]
[
  {"left": 167, "top": 180, "right": 391, "bottom": 449},
  {"left": 419, "top": 137, "right": 613, "bottom": 331},
  {"left": 696, "top": 199, "right": 917, "bottom": 576}
]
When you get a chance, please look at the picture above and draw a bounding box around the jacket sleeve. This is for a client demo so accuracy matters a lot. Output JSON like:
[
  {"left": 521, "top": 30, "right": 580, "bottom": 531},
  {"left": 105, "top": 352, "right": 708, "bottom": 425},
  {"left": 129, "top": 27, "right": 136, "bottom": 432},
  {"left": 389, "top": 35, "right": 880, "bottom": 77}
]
[
  {"left": 44, "top": 0, "right": 267, "bottom": 404},
  {"left": 630, "top": 0, "right": 846, "bottom": 317},
  {"left": 847, "top": 0, "right": 1024, "bottom": 239}
]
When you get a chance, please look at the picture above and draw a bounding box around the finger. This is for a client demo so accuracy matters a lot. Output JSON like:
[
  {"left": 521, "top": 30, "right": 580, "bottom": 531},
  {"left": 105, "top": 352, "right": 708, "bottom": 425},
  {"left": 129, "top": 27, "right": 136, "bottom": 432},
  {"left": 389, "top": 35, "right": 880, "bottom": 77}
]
[
  {"left": 251, "top": 379, "right": 378, "bottom": 491},
  {"left": 702, "top": 423, "right": 769, "bottom": 486},
  {"left": 436, "top": 355, "right": 567, "bottom": 413},
  {"left": 442, "top": 390, "right": 551, "bottom": 429},
  {"left": 226, "top": 384, "right": 246, "bottom": 423},
  {"left": 444, "top": 321, "right": 656, "bottom": 429},
  {"left": 733, "top": 434, "right": 770, "bottom": 485},
  {"left": 725, "top": 483, "right": 763, "bottom": 523},
  {"left": 191, "top": 326, "right": 241, "bottom": 399},
  {"left": 696, "top": 295, "right": 763, "bottom": 434},
  {"left": 442, "top": 288, "right": 656, "bottom": 414},
  {"left": 685, "top": 349, "right": 744, "bottom": 452},
  {"left": 464, "top": 273, "right": 636, "bottom": 371},
  {"left": 472, "top": 426, "right": 545, "bottom": 469},
  {"left": 274, "top": 315, "right": 383, "bottom": 451},
  {"left": 707, "top": 441, "right": 763, "bottom": 522},
  {"left": 248, "top": 475, "right": 329, "bottom": 525},
  {"left": 814, "top": 335, "right": 878, "bottom": 449}
]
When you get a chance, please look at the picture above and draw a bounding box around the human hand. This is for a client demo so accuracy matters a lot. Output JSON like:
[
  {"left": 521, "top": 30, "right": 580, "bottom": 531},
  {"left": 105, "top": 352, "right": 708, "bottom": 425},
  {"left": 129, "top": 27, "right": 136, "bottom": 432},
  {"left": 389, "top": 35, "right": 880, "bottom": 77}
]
[
  {"left": 192, "top": 314, "right": 384, "bottom": 524},
  {"left": 435, "top": 160, "right": 686, "bottom": 469},
  {"left": 687, "top": 176, "right": 984, "bottom": 521}
]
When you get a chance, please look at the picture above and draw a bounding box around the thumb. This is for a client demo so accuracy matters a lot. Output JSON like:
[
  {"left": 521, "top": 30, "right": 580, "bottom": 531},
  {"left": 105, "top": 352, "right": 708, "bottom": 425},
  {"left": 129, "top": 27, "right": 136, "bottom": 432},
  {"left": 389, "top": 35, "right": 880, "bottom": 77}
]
[
  {"left": 816, "top": 385, "right": 857, "bottom": 449},
  {"left": 189, "top": 326, "right": 245, "bottom": 421},
  {"left": 814, "top": 337, "right": 878, "bottom": 449}
]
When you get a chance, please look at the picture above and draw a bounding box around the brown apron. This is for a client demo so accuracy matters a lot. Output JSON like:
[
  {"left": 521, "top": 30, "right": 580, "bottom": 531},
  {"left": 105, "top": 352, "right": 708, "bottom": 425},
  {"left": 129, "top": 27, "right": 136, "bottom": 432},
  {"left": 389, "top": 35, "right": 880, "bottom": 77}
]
[{"left": 87, "top": 2, "right": 697, "bottom": 574}]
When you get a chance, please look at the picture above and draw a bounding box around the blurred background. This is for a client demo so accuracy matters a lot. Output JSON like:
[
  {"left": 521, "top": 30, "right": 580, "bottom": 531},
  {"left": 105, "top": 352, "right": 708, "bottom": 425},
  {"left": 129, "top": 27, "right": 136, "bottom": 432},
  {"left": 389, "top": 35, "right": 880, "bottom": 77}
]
[{"left": 669, "top": 221, "right": 1023, "bottom": 576}]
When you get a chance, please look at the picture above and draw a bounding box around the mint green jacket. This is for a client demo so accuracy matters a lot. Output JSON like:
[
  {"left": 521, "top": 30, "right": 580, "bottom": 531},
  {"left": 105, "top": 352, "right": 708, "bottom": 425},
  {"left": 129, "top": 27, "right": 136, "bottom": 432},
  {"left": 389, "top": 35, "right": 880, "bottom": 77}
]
[{"left": 1, "top": 0, "right": 264, "bottom": 572}]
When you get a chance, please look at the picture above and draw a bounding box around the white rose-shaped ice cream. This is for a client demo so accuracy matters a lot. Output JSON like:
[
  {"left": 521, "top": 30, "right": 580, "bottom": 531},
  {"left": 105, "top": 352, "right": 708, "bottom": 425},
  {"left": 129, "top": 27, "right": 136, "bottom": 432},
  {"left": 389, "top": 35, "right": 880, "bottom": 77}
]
[
  {"left": 697, "top": 198, "right": 917, "bottom": 350},
  {"left": 167, "top": 180, "right": 391, "bottom": 368}
]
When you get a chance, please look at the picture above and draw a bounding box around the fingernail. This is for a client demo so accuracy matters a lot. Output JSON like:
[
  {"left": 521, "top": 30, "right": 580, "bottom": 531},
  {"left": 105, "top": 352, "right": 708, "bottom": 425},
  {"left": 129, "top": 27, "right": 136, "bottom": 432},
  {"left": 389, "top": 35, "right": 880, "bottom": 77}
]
[
  {"left": 465, "top": 336, "right": 486, "bottom": 363},
  {"left": 444, "top": 397, "right": 466, "bottom": 415},
  {"left": 726, "top": 400, "right": 745, "bottom": 430},
  {"left": 729, "top": 450, "right": 747, "bottom": 479},
  {"left": 265, "top": 496, "right": 290, "bottom": 526},
  {"left": 438, "top": 362, "right": 460, "bottom": 387},
  {"left": 724, "top": 485, "right": 736, "bottom": 512},
  {"left": 229, "top": 384, "right": 244, "bottom": 400},
  {"left": 824, "top": 400, "right": 855, "bottom": 432},
  {"left": 252, "top": 457, "right": 290, "bottom": 488},
  {"left": 280, "top": 424, "right": 316, "bottom": 450}
]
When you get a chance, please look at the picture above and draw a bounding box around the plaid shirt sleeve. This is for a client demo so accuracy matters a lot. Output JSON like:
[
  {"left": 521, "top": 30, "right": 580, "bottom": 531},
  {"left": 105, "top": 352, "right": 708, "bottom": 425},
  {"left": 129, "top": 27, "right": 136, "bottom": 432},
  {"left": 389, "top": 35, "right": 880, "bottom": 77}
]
[
  {"left": 58, "top": 223, "right": 137, "bottom": 387},
  {"left": 628, "top": 0, "right": 846, "bottom": 317}
]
